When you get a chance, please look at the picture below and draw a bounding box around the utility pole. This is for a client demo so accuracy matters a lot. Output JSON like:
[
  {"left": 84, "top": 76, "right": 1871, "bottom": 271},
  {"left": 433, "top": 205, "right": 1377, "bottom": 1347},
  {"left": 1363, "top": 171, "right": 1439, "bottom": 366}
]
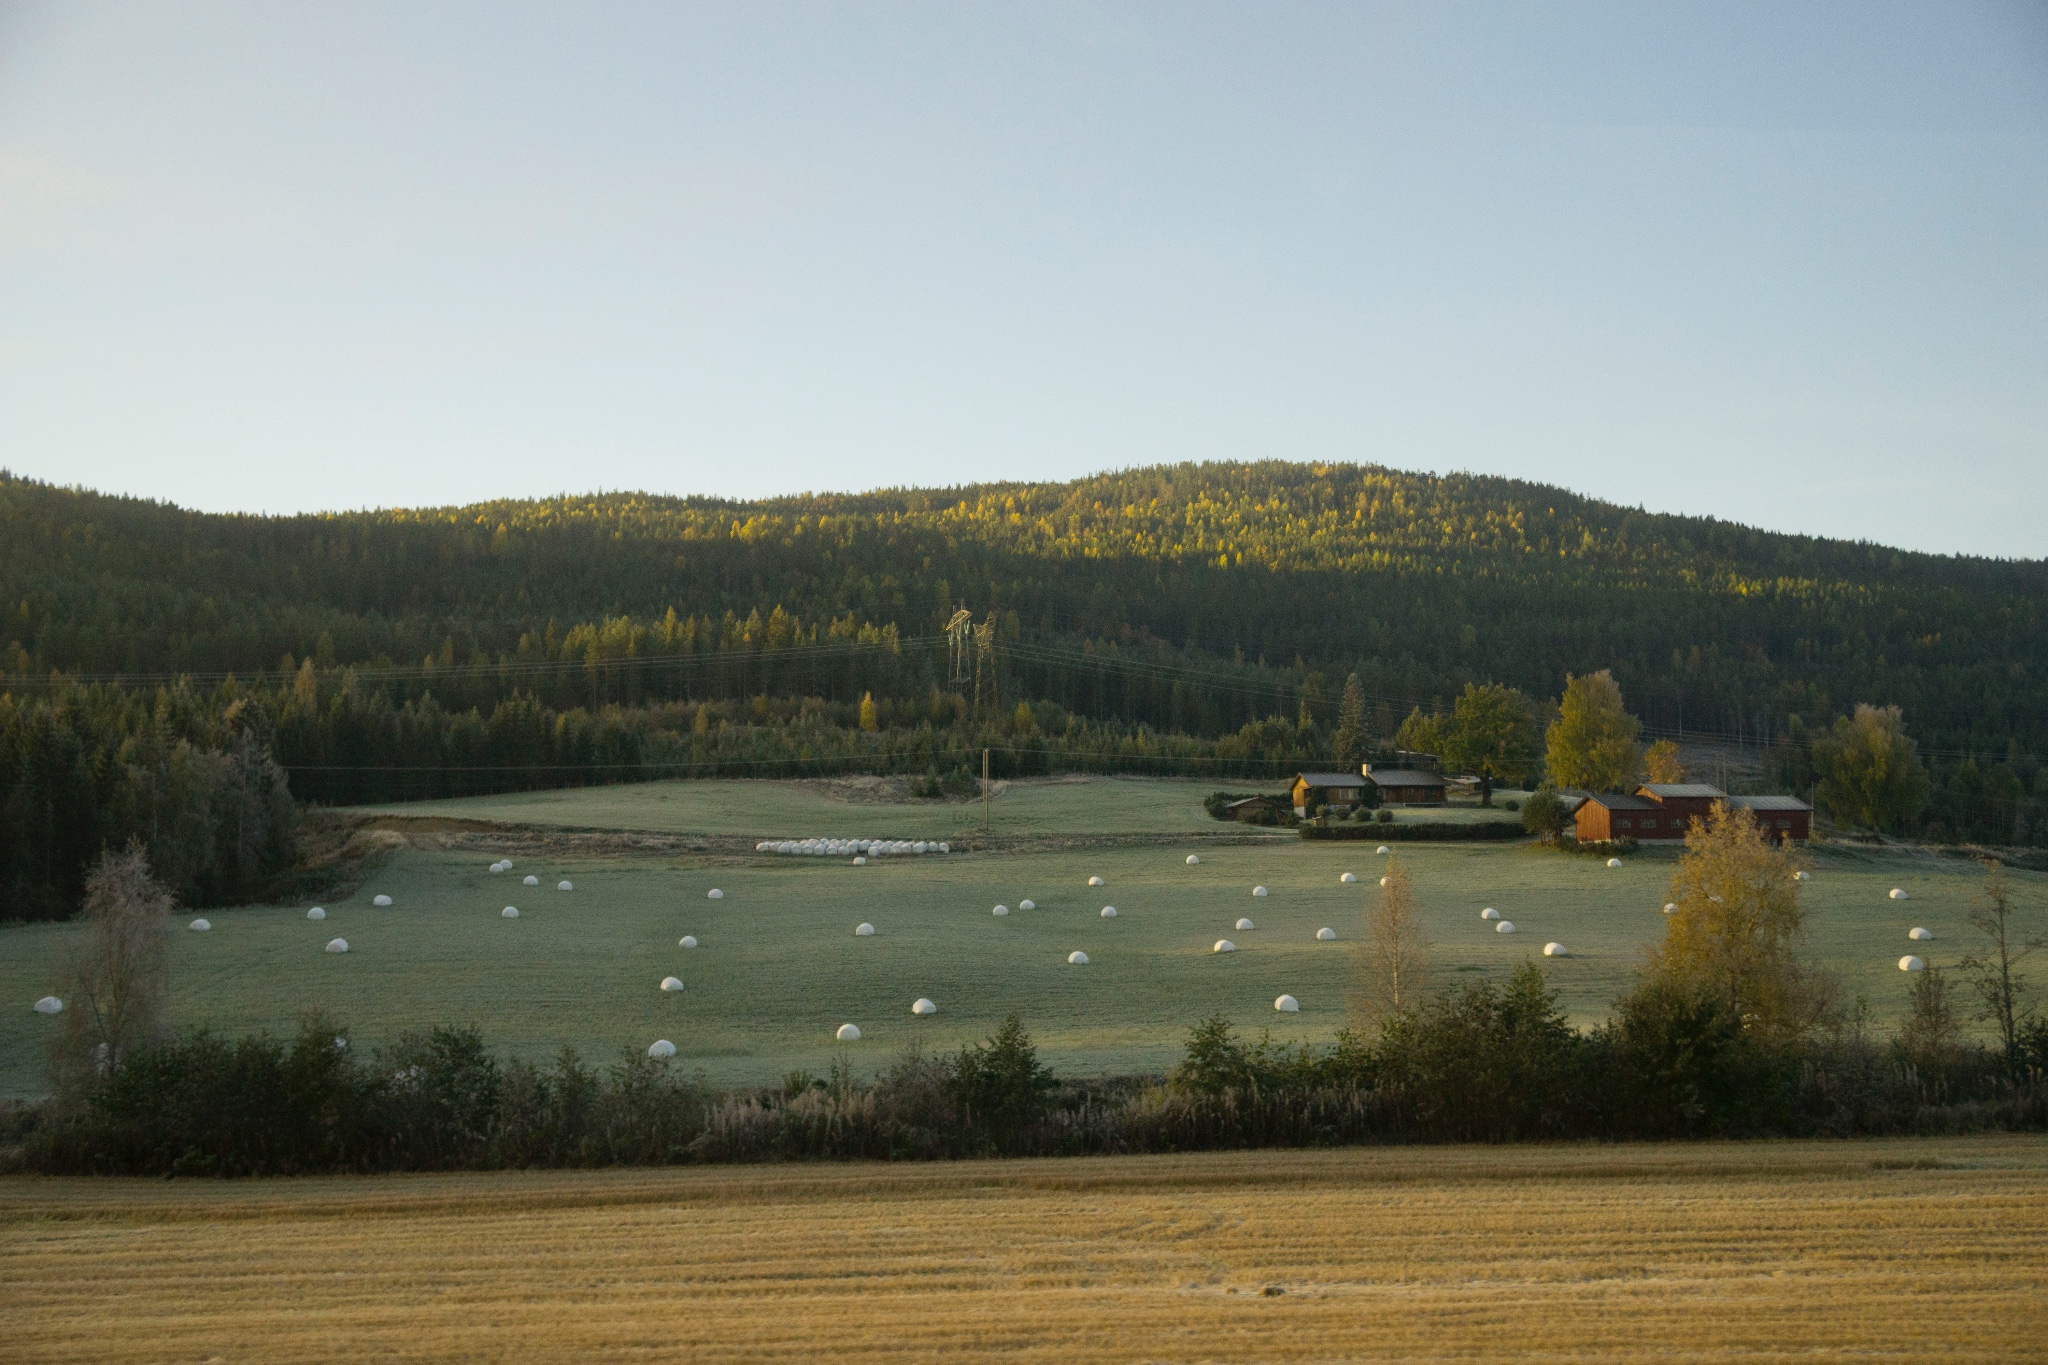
[{"left": 983, "top": 747, "right": 991, "bottom": 834}]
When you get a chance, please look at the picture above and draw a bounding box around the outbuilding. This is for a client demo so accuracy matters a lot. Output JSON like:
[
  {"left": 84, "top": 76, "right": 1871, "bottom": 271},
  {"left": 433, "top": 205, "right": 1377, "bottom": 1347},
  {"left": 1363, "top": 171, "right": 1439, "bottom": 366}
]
[{"left": 1362, "top": 765, "right": 1447, "bottom": 806}]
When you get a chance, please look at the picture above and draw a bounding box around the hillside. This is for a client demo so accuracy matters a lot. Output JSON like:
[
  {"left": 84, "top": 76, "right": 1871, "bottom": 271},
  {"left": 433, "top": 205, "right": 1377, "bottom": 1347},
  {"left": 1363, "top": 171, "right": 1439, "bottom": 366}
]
[{"left": 5, "top": 461, "right": 2042, "bottom": 753}]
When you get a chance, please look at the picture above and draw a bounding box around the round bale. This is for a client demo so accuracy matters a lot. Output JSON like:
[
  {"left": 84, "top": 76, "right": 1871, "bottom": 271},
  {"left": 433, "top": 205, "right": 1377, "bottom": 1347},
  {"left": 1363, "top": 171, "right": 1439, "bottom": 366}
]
[
  {"left": 501, "top": 907, "right": 519, "bottom": 919},
  {"left": 557, "top": 880, "right": 573, "bottom": 891},
  {"left": 307, "top": 907, "right": 325, "bottom": 921},
  {"left": 1606, "top": 857, "right": 1623, "bottom": 869},
  {"left": 1340, "top": 872, "right": 1357, "bottom": 884},
  {"left": 1481, "top": 908, "right": 1500, "bottom": 921},
  {"left": 1020, "top": 899, "right": 1036, "bottom": 910},
  {"left": 707, "top": 888, "right": 724, "bottom": 900},
  {"left": 836, "top": 1023, "right": 862, "bottom": 1041},
  {"left": 33, "top": 996, "right": 63, "bottom": 1015},
  {"left": 855, "top": 922, "right": 876, "bottom": 936},
  {"left": 911, "top": 998, "right": 937, "bottom": 1016},
  {"left": 648, "top": 1039, "right": 676, "bottom": 1058},
  {"left": 1213, "top": 939, "right": 1236, "bottom": 954},
  {"left": 1100, "top": 906, "right": 1117, "bottom": 918},
  {"left": 1252, "top": 886, "right": 1268, "bottom": 898},
  {"left": 325, "top": 938, "right": 349, "bottom": 953},
  {"left": 1236, "top": 917, "right": 1255, "bottom": 931},
  {"left": 1908, "top": 927, "right": 1933, "bottom": 941},
  {"left": 1543, "top": 942, "right": 1568, "bottom": 957},
  {"left": 1187, "top": 854, "right": 1200, "bottom": 865},
  {"left": 1316, "top": 927, "right": 1336, "bottom": 941},
  {"left": 189, "top": 918, "right": 211, "bottom": 932},
  {"left": 1088, "top": 876, "right": 1105, "bottom": 887},
  {"left": 1274, "top": 994, "right": 1300, "bottom": 1013},
  {"left": 1899, "top": 955, "right": 1925, "bottom": 972},
  {"left": 660, "top": 976, "right": 684, "bottom": 993},
  {"left": 1068, "top": 950, "right": 1089, "bottom": 965},
  {"left": 1890, "top": 888, "right": 1908, "bottom": 900},
  {"left": 679, "top": 935, "right": 698, "bottom": 948},
  {"left": 1496, "top": 921, "right": 1516, "bottom": 935}
]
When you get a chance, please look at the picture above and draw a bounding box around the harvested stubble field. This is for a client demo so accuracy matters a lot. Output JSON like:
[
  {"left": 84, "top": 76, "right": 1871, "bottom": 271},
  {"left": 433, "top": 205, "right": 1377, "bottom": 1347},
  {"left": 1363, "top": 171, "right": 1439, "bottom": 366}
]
[
  {"left": 2, "top": 781, "right": 2030, "bottom": 1097},
  {"left": 4, "top": 1136, "right": 2045, "bottom": 1363}
]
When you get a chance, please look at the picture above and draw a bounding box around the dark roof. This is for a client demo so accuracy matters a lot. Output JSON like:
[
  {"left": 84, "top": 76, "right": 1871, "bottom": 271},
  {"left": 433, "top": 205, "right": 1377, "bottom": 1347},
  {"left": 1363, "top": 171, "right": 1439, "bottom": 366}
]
[
  {"left": 1582, "top": 793, "right": 1657, "bottom": 810},
  {"left": 1638, "top": 783, "right": 1727, "bottom": 800},
  {"left": 1295, "top": 771, "right": 1367, "bottom": 787},
  {"left": 1363, "top": 769, "right": 1446, "bottom": 788},
  {"left": 1730, "top": 795, "right": 1812, "bottom": 812}
]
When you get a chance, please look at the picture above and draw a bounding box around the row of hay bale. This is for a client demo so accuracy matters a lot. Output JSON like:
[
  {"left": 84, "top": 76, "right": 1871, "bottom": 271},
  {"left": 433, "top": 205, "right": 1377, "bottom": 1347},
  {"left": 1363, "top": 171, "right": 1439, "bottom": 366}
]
[{"left": 756, "top": 838, "right": 949, "bottom": 856}]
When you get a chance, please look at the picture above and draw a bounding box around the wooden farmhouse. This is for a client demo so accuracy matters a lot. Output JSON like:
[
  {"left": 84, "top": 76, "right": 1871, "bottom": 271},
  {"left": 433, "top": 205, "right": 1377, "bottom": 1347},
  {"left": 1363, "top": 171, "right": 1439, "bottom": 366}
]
[
  {"left": 1571, "top": 783, "right": 1812, "bottom": 843},
  {"left": 1363, "top": 765, "right": 1448, "bottom": 806},
  {"left": 1291, "top": 771, "right": 1369, "bottom": 815}
]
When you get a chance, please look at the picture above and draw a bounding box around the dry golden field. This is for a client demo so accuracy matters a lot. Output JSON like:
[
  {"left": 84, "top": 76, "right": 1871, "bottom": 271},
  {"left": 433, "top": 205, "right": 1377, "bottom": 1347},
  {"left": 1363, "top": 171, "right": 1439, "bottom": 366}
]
[{"left": 5, "top": 1137, "right": 2047, "bottom": 1364}]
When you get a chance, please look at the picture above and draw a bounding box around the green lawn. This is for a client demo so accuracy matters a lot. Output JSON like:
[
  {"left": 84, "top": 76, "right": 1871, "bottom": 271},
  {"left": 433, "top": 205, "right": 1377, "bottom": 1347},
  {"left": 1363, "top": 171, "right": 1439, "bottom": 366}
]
[{"left": 4, "top": 835, "right": 2023, "bottom": 1099}]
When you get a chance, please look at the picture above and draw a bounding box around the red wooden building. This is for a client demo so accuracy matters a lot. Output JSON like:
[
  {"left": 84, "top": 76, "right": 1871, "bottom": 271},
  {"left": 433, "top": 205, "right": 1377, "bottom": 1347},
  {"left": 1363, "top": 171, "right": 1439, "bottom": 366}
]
[{"left": 1571, "top": 783, "right": 1811, "bottom": 844}]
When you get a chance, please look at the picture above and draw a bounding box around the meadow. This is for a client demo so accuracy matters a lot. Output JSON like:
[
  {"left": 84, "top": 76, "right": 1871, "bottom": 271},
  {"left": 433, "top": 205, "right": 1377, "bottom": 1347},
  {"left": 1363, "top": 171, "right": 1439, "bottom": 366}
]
[
  {"left": 4, "top": 1137, "right": 2044, "bottom": 1363},
  {"left": 3, "top": 776, "right": 2024, "bottom": 1098}
]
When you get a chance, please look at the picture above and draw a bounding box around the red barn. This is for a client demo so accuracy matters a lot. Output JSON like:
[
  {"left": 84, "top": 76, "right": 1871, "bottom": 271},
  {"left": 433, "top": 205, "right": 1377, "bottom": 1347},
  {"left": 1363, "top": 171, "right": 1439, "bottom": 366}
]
[{"left": 1571, "top": 783, "right": 1812, "bottom": 844}]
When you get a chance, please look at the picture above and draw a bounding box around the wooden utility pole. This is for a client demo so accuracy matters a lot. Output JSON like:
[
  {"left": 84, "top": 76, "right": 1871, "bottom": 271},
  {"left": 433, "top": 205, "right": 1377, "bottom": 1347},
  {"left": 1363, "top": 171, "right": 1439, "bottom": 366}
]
[{"left": 983, "top": 748, "right": 991, "bottom": 833}]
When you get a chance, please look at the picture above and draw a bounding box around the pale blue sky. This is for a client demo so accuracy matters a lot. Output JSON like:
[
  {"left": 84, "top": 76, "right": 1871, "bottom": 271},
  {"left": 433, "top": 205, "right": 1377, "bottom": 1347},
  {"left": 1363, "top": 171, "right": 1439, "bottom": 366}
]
[{"left": 1, "top": 2, "right": 2043, "bottom": 555}]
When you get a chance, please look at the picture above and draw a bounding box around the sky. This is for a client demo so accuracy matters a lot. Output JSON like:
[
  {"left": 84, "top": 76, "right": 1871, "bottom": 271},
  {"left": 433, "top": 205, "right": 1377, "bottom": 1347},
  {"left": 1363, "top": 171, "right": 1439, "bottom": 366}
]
[{"left": 1, "top": 3, "right": 2044, "bottom": 557}]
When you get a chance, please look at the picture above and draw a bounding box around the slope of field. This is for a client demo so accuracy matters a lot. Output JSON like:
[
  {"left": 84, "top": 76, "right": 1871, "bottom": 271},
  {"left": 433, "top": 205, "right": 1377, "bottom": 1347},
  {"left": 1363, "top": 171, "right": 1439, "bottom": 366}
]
[
  {"left": 2, "top": 834, "right": 2017, "bottom": 1098},
  {"left": 350, "top": 774, "right": 1524, "bottom": 837},
  {"left": 5, "top": 1138, "right": 2045, "bottom": 1364}
]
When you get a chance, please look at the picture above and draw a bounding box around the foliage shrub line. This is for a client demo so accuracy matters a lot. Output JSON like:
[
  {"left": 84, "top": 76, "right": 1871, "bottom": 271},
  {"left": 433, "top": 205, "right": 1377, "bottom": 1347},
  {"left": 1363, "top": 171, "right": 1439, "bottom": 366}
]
[
  {"left": 1300, "top": 821, "right": 1526, "bottom": 842},
  {"left": 17, "top": 968, "right": 2045, "bottom": 1178}
]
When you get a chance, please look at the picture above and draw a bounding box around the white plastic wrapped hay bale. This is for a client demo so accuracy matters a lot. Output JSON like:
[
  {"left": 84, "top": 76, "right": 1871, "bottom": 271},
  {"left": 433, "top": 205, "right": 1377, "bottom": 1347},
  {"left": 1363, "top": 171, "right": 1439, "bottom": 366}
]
[
  {"left": 991, "top": 905, "right": 1008, "bottom": 917},
  {"left": 1543, "top": 942, "right": 1569, "bottom": 957},
  {"left": 1252, "top": 885, "right": 1268, "bottom": 898},
  {"left": 1315, "top": 927, "right": 1336, "bottom": 941},
  {"left": 1663, "top": 902, "right": 1678, "bottom": 915},
  {"left": 33, "top": 996, "right": 63, "bottom": 1015},
  {"left": 1794, "top": 871, "right": 1810, "bottom": 882},
  {"left": 557, "top": 880, "right": 573, "bottom": 891},
  {"left": 1377, "top": 845, "right": 1390, "bottom": 855},
  {"left": 1019, "top": 899, "right": 1035, "bottom": 910},
  {"left": 1187, "top": 854, "right": 1200, "bottom": 865},
  {"left": 938, "top": 842, "right": 950, "bottom": 853},
  {"left": 373, "top": 894, "right": 393, "bottom": 907},
  {"left": 1606, "top": 857, "right": 1623, "bottom": 868},
  {"left": 1899, "top": 955, "right": 1925, "bottom": 972},
  {"left": 1100, "top": 906, "right": 1117, "bottom": 918},
  {"left": 1340, "top": 872, "right": 1357, "bottom": 884},
  {"left": 707, "top": 888, "right": 723, "bottom": 900},
  {"left": 1379, "top": 876, "right": 1390, "bottom": 888},
  {"left": 853, "top": 856, "right": 866, "bottom": 866},
  {"left": 679, "top": 935, "right": 698, "bottom": 948},
  {"left": 501, "top": 906, "right": 519, "bottom": 919},
  {"left": 855, "top": 922, "right": 876, "bottom": 936},
  {"left": 1213, "top": 939, "right": 1236, "bottom": 954},
  {"left": 1908, "top": 927, "right": 1933, "bottom": 941},
  {"left": 1088, "top": 875, "right": 1105, "bottom": 887},
  {"left": 836, "top": 1023, "right": 862, "bottom": 1041},
  {"left": 648, "top": 1039, "right": 676, "bottom": 1058},
  {"left": 1890, "top": 888, "right": 1908, "bottom": 900},
  {"left": 1274, "top": 994, "right": 1300, "bottom": 1013},
  {"left": 1067, "top": 950, "right": 1089, "bottom": 965},
  {"left": 1495, "top": 921, "right": 1516, "bottom": 935},
  {"left": 911, "top": 998, "right": 937, "bottom": 1016},
  {"left": 1236, "top": 917, "right": 1255, "bottom": 931},
  {"left": 189, "top": 918, "right": 211, "bottom": 932},
  {"left": 523, "top": 875, "right": 539, "bottom": 886},
  {"left": 490, "top": 861, "right": 507, "bottom": 873},
  {"left": 325, "top": 938, "right": 349, "bottom": 953},
  {"left": 307, "top": 907, "right": 325, "bottom": 921},
  {"left": 660, "top": 976, "right": 684, "bottom": 992},
  {"left": 1481, "top": 908, "right": 1501, "bottom": 921}
]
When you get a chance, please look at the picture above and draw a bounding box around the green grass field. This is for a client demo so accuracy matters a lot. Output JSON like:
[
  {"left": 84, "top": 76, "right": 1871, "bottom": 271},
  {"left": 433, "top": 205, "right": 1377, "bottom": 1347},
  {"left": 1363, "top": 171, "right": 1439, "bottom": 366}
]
[{"left": 5, "top": 795, "right": 2027, "bottom": 1098}]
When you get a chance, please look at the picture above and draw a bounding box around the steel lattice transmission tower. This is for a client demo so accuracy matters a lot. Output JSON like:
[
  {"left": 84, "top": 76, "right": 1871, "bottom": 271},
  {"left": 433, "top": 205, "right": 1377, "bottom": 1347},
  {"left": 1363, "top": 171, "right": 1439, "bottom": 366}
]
[
  {"left": 945, "top": 608, "right": 974, "bottom": 690},
  {"left": 972, "top": 612, "right": 998, "bottom": 717}
]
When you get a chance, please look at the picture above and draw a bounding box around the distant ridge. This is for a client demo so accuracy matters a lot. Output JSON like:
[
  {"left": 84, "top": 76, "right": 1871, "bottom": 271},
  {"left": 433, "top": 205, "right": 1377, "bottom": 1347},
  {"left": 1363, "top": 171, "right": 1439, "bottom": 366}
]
[{"left": 3, "top": 461, "right": 2042, "bottom": 752}]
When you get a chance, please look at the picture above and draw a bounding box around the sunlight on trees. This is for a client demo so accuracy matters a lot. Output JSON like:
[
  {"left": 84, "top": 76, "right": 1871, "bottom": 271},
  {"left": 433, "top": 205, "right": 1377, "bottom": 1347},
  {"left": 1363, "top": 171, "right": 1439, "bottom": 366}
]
[
  {"left": 1813, "top": 704, "right": 1929, "bottom": 833},
  {"left": 1545, "top": 670, "right": 1641, "bottom": 793},
  {"left": 1648, "top": 803, "right": 1834, "bottom": 1043},
  {"left": 1354, "top": 855, "right": 1430, "bottom": 1026}
]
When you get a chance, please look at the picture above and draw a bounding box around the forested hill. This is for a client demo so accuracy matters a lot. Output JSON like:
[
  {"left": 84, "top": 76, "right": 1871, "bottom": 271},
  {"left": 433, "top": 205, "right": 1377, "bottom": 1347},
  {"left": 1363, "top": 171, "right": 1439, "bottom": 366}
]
[{"left": 3, "top": 462, "right": 2043, "bottom": 753}]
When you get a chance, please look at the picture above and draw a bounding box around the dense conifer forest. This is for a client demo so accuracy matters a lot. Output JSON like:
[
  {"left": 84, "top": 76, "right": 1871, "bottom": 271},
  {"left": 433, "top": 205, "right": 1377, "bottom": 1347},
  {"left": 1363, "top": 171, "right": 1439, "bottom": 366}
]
[{"left": 4, "top": 461, "right": 2044, "bottom": 917}]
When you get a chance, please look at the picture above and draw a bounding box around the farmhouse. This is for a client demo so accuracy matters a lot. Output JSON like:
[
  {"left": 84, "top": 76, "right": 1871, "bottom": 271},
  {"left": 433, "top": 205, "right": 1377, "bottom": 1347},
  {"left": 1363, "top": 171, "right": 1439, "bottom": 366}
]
[
  {"left": 1220, "top": 795, "right": 1286, "bottom": 822},
  {"left": 1363, "top": 765, "right": 1447, "bottom": 806},
  {"left": 1571, "top": 783, "right": 1812, "bottom": 843},
  {"left": 1291, "top": 771, "right": 1368, "bottom": 815}
]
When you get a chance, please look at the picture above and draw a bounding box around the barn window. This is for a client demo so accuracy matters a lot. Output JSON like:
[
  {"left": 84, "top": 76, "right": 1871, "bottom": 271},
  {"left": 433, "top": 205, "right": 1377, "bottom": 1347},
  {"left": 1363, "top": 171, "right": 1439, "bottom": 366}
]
[{"left": 1617, "top": 818, "right": 1631, "bottom": 829}]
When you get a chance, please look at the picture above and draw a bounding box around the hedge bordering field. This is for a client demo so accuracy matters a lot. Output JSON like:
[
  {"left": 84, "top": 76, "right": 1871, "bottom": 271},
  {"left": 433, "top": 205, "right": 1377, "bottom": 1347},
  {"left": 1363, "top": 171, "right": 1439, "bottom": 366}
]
[{"left": 1300, "top": 821, "right": 1526, "bottom": 842}]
